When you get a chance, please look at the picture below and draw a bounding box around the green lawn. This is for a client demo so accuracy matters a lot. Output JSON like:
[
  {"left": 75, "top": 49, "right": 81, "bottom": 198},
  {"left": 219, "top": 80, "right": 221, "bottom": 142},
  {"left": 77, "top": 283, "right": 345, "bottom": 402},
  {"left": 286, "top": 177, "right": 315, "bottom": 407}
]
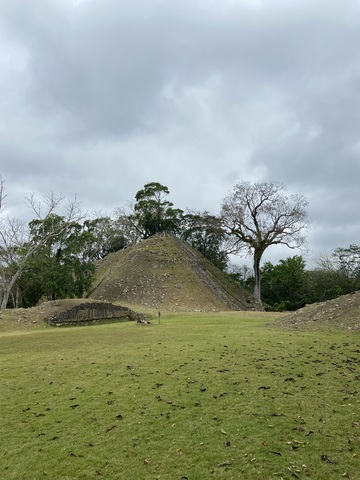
[{"left": 1, "top": 312, "right": 359, "bottom": 479}]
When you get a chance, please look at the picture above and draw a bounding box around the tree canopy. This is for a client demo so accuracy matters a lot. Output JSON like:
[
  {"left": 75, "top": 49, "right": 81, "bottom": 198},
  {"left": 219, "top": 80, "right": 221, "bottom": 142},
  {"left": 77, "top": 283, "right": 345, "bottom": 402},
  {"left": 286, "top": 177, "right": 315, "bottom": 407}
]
[
  {"left": 132, "top": 182, "right": 184, "bottom": 238},
  {"left": 261, "top": 256, "right": 307, "bottom": 311},
  {"left": 181, "top": 211, "right": 228, "bottom": 270}
]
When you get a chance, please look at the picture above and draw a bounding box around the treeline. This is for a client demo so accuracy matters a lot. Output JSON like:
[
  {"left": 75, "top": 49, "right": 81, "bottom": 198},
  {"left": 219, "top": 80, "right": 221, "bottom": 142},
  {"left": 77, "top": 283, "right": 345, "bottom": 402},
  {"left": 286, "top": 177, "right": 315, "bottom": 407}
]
[
  {"left": 1, "top": 178, "right": 357, "bottom": 311},
  {"left": 0, "top": 182, "right": 227, "bottom": 309},
  {"left": 231, "top": 247, "right": 360, "bottom": 311}
]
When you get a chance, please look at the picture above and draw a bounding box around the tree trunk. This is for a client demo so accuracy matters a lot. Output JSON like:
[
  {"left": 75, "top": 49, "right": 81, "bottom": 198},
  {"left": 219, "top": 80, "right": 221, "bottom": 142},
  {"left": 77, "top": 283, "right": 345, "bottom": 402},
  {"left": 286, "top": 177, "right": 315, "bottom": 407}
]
[
  {"left": 0, "top": 285, "right": 10, "bottom": 310},
  {"left": 0, "top": 269, "right": 22, "bottom": 310},
  {"left": 0, "top": 289, "right": 4, "bottom": 310},
  {"left": 253, "top": 251, "right": 262, "bottom": 304}
]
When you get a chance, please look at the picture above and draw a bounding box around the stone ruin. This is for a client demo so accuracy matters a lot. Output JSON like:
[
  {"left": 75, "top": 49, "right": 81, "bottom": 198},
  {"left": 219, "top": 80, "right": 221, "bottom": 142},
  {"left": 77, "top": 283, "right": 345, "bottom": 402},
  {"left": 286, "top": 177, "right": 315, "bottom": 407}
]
[{"left": 46, "top": 301, "right": 149, "bottom": 327}]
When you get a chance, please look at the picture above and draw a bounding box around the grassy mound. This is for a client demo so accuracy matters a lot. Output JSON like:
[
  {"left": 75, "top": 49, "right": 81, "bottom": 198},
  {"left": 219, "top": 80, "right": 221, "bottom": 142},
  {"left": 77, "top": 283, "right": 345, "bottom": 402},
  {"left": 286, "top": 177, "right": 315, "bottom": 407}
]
[{"left": 88, "top": 235, "right": 258, "bottom": 312}]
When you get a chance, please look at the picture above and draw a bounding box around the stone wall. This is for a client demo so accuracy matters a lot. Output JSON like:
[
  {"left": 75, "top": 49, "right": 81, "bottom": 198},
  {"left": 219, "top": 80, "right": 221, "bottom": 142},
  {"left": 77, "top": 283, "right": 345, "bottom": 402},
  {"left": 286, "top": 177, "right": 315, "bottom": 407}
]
[{"left": 46, "top": 302, "right": 147, "bottom": 326}]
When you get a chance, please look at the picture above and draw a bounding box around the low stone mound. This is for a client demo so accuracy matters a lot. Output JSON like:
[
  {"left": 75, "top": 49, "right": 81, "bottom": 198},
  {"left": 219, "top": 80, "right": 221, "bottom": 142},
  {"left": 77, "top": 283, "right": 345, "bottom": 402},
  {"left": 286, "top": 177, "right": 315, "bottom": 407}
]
[
  {"left": 269, "top": 291, "right": 360, "bottom": 331},
  {"left": 43, "top": 299, "right": 148, "bottom": 326}
]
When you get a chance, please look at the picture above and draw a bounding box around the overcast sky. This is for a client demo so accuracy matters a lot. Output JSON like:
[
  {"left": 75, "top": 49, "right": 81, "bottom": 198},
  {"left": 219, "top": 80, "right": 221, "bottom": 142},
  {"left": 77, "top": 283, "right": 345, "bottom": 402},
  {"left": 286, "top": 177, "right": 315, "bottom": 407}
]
[{"left": 1, "top": 0, "right": 359, "bottom": 267}]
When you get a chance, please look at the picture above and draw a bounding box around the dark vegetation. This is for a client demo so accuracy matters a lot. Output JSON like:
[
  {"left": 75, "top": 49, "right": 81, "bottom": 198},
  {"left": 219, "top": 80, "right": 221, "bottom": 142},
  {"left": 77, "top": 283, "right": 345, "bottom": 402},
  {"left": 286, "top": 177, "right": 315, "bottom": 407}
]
[{"left": 236, "top": 248, "right": 360, "bottom": 311}]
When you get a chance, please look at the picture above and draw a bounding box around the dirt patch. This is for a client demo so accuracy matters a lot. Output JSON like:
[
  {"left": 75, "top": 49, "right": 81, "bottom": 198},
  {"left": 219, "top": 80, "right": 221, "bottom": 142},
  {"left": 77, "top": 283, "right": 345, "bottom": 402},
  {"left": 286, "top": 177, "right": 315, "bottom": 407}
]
[{"left": 269, "top": 291, "right": 360, "bottom": 331}]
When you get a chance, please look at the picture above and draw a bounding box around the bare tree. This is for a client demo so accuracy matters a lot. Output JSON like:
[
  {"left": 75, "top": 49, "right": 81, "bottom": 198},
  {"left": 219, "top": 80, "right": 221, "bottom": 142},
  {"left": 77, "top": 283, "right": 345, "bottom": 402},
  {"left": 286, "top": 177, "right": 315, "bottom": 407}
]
[
  {"left": 0, "top": 175, "right": 6, "bottom": 213},
  {"left": 114, "top": 202, "right": 144, "bottom": 246},
  {"left": 221, "top": 180, "right": 309, "bottom": 304},
  {"left": 0, "top": 183, "right": 83, "bottom": 310}
]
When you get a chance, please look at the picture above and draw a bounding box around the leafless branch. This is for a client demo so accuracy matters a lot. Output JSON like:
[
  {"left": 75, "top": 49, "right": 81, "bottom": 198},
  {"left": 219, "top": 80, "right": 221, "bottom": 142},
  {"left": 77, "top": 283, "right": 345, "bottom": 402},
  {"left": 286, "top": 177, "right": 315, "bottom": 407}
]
[
  {"left": 25, "top": 191, "right": 65, "bottom": 219},
  {"left": 0, "top": 175, "right": 6, "bottom": 213}
]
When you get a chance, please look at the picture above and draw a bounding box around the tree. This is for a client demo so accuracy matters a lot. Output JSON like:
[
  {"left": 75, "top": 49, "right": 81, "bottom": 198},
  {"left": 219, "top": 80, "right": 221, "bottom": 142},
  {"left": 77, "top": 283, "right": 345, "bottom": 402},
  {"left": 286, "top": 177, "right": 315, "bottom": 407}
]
[
  {"left": 305, "top": 245, "right": 360, "bottom": 303},
  {"left": 130, "top": 182, "right": 184, "bottom": 238},
  {"left": 0, "top": 183, "right": 83, "bottom": 310},
  {"left": 82, "top": 216, "right": 128, "bottom": 261},
  {"left": 227, "top": 263, "right": 253, "bottom": 288},
  {"left": 261, "top": 256, "right": 307, "bottom": 311},
  {"left": 0, "top": 175, "right": 5, "bottom": 212},
  {"left": 17, "top": 215, "right": 96, "bottom": 305},
  {"left": 332, "top": 244, "right": 360, "bottom": 288},
  {"left": 221, "top": 180, "right": 308, "bottom": 304},
  {"left": 114, "top": 203, "right": 144, "bottom": 246},
  {"left": 181, "top": 211, "right": 228, "bottom": 270}
]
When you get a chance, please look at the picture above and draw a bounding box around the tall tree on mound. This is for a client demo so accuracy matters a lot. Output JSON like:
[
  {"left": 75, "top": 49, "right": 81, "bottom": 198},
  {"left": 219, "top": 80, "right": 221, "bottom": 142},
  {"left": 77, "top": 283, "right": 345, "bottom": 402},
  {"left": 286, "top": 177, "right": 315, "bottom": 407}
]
[
  {"left": 133, "top": 182, "right": 183, "bottom": 238},
  {"left": 221, "top": 180, "right": 308, "bottom": 304}
]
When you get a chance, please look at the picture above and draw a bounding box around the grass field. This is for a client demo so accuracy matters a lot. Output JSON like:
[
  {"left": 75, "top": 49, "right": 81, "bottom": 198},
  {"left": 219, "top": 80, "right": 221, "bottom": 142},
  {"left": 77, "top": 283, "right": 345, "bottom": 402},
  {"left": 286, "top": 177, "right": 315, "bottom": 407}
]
[{"left": 1, "top": 312, "right": 359, "bottom": 479}]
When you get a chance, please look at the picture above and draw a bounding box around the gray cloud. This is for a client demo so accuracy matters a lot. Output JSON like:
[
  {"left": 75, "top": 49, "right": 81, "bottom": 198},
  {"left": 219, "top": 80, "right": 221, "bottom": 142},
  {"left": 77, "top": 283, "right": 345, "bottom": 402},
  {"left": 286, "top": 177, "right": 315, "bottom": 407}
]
[{"left": 1, "top": 0, "right": 360, "bottom": 266}]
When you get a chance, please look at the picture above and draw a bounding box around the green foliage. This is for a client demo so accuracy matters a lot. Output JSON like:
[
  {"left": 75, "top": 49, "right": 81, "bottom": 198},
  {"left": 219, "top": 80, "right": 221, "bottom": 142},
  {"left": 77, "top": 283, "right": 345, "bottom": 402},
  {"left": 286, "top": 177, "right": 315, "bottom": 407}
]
[
  {"left": 0, "top": 190, "right": 86, "bottom": 310},
  {"left": 303, "top": 244, "right": 360, "bottom": 305},
  {"left": 304, "top": 269, "right": 347, "bottom": 303},
  {"left": 227, "top": 264, "right": 254, "bottom": 291},
  {"left": 258, "top": 247, "right": 360, "bottom": 312},
  {"left": 132, "top": 182, "right": 184, "bottom": 238},
  {"left": 261, "top": 256, "right": 307, "bottom": 311},
  {"left": 15, "top": 217, "right": 95, "bottom": 307},
  {"left": 259, "top": 252, "right": 360, "bottom": 312},
  {"left": 1, "top": 314, "right": 359, "bottom": 479},
  {"left": 83, "top": 217, "right": 127, "bottom": 260},
  {"left": 332, "top": 244, "right": 360, "bottom": 289},
  {"left": 182, "top": 211, "right": 228, "bottom": 270}
]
